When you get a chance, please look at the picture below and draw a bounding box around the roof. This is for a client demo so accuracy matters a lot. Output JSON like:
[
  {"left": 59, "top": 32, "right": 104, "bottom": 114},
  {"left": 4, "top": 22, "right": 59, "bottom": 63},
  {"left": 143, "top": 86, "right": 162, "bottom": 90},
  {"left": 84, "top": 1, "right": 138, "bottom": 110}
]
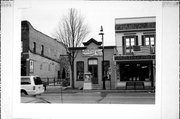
[
  {"left": 21, "top": 20, "right": 64, "bottom": 46},
  {"left": 83, "top": 38, "right": 102, "bottom": 46}
]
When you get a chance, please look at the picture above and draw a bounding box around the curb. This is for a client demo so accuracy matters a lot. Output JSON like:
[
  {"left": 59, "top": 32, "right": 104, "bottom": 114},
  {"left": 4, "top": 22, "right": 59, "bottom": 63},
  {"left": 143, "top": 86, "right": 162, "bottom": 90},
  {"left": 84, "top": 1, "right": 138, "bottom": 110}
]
[{"left": 44, "top": 87, "right": 155, "bottom": 94}]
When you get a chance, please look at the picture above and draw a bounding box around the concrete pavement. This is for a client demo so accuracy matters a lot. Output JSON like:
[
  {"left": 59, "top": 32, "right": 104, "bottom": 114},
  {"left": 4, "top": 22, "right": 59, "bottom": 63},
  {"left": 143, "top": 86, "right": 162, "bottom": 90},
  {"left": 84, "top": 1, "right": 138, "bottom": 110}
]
[
  {"left": 44, "top": 85, "right": 155, "bottom": 94},
  {"left": 21, "top": 86, "right": 155, "bottom": 104},
  {"left": 33, "top": 92, "right": 155, "bottom": 104},
  {"left": 21, "top": 96, "right": 51, "bottom": 103}
]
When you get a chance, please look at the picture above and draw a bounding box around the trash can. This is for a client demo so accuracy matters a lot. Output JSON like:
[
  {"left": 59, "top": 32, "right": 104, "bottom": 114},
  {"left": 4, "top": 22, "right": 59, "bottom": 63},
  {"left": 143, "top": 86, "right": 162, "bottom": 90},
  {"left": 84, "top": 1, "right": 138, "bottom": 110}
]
[{"left": 83, "top": 72, "right": 92, "bottom": 90}]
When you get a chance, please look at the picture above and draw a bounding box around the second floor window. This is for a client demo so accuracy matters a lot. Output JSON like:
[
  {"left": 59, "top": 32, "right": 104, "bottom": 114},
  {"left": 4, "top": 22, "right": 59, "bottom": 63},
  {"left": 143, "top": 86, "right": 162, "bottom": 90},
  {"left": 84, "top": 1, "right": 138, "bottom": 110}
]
[
  {"left": 41, "top": 45, "right": 44, "bottom": 56},
  {"left": 142, "top": 35, "right": 155, "bottom": 54},
  {"left": 33, "top": 42, "right": 36, "bottom": 53},
  {"left": 142, "top": 35, "right": 155, "bottom": 46},
  {"left": 122, "top": 36, "right": 138, "bottom": 55}
]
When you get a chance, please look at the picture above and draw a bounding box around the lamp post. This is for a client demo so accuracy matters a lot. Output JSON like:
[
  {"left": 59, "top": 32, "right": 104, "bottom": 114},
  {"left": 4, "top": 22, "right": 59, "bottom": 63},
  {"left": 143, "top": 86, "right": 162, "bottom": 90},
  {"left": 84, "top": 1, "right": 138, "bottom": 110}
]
[{"left": 99, "top": 26, "right": 106, "bottom": 90}]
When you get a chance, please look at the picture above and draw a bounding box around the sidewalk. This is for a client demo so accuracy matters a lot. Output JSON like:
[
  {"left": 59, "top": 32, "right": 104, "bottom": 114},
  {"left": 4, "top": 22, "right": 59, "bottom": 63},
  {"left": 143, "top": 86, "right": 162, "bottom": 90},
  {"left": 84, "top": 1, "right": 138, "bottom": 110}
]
[{"left": 44, "top": 85, "right": 155, "bottom": 94}]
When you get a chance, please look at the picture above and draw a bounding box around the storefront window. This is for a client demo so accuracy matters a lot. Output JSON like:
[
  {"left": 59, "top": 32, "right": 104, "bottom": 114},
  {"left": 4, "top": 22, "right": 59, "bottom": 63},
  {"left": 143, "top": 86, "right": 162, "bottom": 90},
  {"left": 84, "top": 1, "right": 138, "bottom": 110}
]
[
  {"left": 119, "top": 61, "right": 152, "bottom": 81},
  {"left": 76, "top": 61, "right": 84, "bottom": 81}
]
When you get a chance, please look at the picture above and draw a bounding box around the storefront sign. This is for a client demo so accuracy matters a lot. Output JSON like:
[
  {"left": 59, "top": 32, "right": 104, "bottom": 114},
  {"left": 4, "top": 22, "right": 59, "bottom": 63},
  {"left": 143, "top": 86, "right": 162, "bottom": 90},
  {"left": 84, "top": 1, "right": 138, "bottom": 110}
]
[
  {"left": 115, "top": 22, "right": 156, "bottom": 31},
  {"left": 114, "top": 55, "right": 155, "bottom": 61},
  {"left": 82, "top": 49, "right": 102, "bottom": 57}
]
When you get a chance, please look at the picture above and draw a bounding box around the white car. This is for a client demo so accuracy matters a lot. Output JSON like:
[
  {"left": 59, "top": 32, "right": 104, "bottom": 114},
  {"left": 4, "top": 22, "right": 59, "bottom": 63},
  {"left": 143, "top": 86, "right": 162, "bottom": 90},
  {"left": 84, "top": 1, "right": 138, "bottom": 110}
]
[{"left": 21, "top": 76, "right": 44, "bottom": 96}]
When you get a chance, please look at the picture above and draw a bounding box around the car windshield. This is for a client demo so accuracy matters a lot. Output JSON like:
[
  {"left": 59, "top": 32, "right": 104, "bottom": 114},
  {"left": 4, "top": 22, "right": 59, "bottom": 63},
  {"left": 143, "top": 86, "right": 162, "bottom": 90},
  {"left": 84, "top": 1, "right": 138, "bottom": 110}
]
[
  {"left": 21, "top": 78, "right": 31, "bottom": 85},
  {"left": 34, "top": 77, "right": 42, "bottom": 85}
]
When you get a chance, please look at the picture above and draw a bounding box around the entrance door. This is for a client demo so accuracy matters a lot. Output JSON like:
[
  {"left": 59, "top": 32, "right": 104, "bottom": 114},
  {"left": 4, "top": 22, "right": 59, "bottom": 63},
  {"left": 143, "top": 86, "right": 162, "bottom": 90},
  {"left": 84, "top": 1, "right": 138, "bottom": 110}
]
[
  {"left": 88, "top": 59, "right": 98, "bottom": 84},
  {"left": 88, "top": 65, "right": 98, "bottom": 84}
]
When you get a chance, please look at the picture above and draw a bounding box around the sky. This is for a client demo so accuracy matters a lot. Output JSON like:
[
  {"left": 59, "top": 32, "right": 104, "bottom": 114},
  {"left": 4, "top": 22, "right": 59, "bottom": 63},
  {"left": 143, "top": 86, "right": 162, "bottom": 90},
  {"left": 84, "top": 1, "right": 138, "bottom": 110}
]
[{"left": 21, "top": 1, "right": 160, "bottom": 46}]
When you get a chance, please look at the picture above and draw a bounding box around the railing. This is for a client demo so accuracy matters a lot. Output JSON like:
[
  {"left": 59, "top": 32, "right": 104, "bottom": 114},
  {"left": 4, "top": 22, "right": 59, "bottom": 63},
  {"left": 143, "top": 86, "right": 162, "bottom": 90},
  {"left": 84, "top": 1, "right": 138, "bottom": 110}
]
[
  {"left": 126, "top": 81, "right": 145, "bottom": 90},
  {"left": 133, "top": 46, "right": 155, "bottom": 55},
  {"left": 41, "top": 77, "right": 70, "bottom": 87}
]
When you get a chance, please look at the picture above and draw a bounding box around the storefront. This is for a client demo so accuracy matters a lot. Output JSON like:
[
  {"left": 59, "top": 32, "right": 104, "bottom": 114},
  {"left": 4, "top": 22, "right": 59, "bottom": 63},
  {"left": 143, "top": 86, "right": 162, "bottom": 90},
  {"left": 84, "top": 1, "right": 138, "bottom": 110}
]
[
  {"left": 114, "top": 55, "right": 155, "bottom": 90},
  {"left": 71, "top": 38, "right": 116, "bottom": 89}
]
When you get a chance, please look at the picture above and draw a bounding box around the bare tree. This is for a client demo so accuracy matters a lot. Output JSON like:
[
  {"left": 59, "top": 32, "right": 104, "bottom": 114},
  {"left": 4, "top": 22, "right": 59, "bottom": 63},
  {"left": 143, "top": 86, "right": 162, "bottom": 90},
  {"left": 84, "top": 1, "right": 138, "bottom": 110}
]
[{"left": 54, "top": 8, "right": 89, "bottom": 88}]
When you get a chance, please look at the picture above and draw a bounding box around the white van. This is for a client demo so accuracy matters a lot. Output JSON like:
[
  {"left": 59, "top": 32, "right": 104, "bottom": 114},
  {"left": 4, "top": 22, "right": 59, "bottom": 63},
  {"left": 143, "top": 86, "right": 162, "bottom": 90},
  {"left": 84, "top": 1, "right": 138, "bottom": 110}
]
[{"left": 21, "top": 76, "right": 44, "bottom": 96}]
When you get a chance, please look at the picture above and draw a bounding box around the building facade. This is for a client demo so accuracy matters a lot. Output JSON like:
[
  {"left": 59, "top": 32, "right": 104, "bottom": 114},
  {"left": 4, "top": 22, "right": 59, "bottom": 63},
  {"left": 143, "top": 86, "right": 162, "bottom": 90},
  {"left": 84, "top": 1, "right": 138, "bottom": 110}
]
[
  {"left": 21, "top": 21, "right": 68, "bottom": 81},
  {"left": 114, "top": 17, "right": 156, "bottom": 90},
  {"left": 69, "top": 38, "right": 117, "bottom": 89}
]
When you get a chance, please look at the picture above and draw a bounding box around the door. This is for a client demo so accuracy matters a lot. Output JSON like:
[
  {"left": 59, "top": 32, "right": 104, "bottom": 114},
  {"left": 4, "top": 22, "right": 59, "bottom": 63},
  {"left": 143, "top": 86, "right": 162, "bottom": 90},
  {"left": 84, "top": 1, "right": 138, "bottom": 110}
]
[
  {"left": 88, "top": 59, "right": 98, "bottom": 84},
  {"left": 88, "top": 65, "right": 98, "bottom": 84}
]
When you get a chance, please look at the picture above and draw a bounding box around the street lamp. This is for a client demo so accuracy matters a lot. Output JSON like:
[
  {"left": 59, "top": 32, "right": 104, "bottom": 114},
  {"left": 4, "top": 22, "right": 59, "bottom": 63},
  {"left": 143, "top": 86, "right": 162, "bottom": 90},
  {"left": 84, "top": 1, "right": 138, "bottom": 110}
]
[{"left": 99, "top": 26, "right": 106, "bottom": 90}]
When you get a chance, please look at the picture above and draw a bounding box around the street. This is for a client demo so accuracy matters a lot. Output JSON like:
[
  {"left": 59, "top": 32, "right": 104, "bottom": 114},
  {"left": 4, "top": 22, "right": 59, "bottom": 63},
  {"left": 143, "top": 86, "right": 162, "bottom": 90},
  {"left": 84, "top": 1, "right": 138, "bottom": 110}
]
[{"left": 21, "top": 86, "right": 155, "bottom": 104}]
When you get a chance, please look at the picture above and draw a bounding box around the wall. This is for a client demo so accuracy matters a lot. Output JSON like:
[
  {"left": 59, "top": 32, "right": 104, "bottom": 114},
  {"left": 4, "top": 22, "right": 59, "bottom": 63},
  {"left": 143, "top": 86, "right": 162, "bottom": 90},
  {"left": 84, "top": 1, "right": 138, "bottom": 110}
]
[
  {"left": 21, "top": 21, "right": 67, "bottom": 79},
  {"left": 29, "top": 52, "right": 60, "bottom": 80}
]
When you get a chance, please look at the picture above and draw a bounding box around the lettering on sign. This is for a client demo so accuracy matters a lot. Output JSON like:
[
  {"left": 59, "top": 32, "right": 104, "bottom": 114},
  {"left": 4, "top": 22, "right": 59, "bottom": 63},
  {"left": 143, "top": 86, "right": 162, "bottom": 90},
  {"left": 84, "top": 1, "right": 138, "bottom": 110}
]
[
  {"left": 82, "top": 49, "right": 102, "bottom": 57},
  {"left": 115, "top": 22, "right": 156, "bottom": 31},
  {"left": 114, "top": 55, "right": 155, "bottom": 61}
]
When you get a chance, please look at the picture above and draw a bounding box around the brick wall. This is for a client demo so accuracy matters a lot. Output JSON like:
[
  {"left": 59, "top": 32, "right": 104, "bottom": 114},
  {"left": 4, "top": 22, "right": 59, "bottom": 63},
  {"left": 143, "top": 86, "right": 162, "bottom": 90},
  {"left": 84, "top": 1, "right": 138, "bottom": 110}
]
[{"left": 21, "top": 21, "right": 67, "bottom": 78}]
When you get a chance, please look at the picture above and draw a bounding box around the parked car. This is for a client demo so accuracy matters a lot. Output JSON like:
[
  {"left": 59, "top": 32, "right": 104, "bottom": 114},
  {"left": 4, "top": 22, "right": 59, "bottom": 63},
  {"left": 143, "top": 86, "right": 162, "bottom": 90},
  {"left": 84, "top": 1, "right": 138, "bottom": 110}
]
[{"left": 21, "top": 76, "right": 44, "bottom": 96}]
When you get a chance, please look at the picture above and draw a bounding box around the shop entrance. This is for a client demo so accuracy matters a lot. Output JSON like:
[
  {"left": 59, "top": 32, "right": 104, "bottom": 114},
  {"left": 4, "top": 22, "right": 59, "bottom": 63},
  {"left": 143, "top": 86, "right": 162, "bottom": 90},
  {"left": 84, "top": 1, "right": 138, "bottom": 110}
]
[
  {"left": 119, "top": 61, "right": 154, "bottom": 89},
  {"left": 88, "top": 59, "right": 98, "bottom": 84}
]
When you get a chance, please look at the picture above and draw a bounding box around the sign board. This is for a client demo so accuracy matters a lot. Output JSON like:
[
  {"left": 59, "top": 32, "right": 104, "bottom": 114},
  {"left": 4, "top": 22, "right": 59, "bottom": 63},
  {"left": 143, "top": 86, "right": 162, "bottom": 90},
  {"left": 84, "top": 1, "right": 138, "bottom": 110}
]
[
  {"left": 82, "top": 49, "right": 102, "bottom": 57},
  {"left": 114, "top": 55, "right": 155, "bottom": 61},
  {"left": 115, "top": 22, "right": 156, "bottom": 31},
  {"left": 83, "top": 72, "right": 92, "bottom": 90},
  {"left": 29, "top": 60, "right": 34, "bottom": 73},
  {"left": 83, "top": 82, "right": 92, "bottom": 90}
]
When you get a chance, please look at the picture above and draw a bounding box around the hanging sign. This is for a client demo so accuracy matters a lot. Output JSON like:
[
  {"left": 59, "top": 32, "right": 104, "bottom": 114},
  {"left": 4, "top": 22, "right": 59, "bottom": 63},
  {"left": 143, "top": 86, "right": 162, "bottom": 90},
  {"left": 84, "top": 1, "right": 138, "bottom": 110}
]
[{"left": 29, "top": 60, "right": 34, "bottom": 73}]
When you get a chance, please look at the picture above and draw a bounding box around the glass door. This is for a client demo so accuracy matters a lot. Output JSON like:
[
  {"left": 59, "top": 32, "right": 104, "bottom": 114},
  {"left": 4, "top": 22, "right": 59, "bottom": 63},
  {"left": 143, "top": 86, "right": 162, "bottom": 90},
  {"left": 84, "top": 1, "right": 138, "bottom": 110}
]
[{"left": 88, "top": 59, "right": 98, "bottom": 84}]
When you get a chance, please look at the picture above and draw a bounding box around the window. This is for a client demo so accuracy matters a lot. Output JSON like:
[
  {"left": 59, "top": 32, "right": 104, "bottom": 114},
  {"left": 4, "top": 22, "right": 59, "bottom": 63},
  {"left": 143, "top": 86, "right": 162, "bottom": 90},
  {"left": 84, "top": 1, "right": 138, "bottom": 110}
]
[
  {"left": 102, "top": 61, "right": 110, "bottom": 80},
  {"left": 33, "top": 42, "right": 36, "bottom": 53},
  {"left": 21, "top": 78, "right": 31, "bottom": 85},
  {"left": 122, "top": 36, "right": 138, "bottom": 55},
  {"left": 88, "top": 59, "right": 98, "bottom": 65},
  {"left": 142, "top": 35, "right": 155, "bottom": 54},
  {"left": 150, "top": 37, "right": 155, "bottom": 46},
  {"left": 142, "top": 35, "right": 155, "bottom": 46},
  {"left": 41, "top": 45, "right": 44, "bottom": 56},
  {"left": 34, "top": 77, "right": 43, "bottom": 85},
  {"left": 76, "top": 61, "right": 84, "bottom": 81},
  {"left": 145, "top": 37, "right": 150, "bottom": 45}
]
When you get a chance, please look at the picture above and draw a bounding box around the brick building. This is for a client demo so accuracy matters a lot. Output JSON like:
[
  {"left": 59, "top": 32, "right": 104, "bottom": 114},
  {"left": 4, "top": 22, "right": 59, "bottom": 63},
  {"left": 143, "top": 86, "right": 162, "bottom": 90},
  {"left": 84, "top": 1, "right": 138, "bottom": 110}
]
[
  {"left": 21, "top": 21, "right": 69, "bottom": 81},
  {"left": 114, "top": 17, "right": 156, "bottom": 90},
  {"left": 69, "top": 38, "right": 117, "bottom": 89}
]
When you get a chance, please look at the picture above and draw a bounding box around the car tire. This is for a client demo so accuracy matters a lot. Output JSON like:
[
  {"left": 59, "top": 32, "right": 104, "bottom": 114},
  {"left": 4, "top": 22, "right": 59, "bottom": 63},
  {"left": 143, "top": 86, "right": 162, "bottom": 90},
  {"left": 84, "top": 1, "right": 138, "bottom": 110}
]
[{"left": 21, "top": 90, "right": 27, "bottom": 96}]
